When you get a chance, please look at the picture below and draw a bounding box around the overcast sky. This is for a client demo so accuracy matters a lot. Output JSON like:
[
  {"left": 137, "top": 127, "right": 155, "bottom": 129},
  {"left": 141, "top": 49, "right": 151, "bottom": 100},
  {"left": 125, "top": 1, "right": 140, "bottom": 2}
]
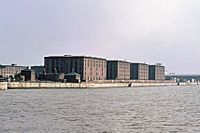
[{"left": 0, "top": 0, "right": 200, "bottom": 74}]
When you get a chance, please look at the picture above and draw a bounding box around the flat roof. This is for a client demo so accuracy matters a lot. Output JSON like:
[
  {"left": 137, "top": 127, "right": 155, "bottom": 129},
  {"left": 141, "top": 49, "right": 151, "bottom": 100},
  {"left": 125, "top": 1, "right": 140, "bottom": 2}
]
[
  {"left": 149, "top": 65, "right": 165, "bottom": 67},
  {"left": 0, "top": 64, "right": 27, "bottom": 68},
  {"left": 45, "top": 55, "right": 106, "bottom": 60},
  {"left": 130, "top": 63, "right": 149, "bottom": 65},
  {"left": 107, "top": 60, "right": 130, "bottom": 63},
  {"left": 66, "top": 72, "right": 80, "bottom": 76}
]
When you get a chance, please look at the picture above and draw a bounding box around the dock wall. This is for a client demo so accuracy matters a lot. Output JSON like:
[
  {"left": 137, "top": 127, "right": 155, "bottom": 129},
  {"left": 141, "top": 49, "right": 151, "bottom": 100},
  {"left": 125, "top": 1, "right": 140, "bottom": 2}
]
[
  {"left": 0, "top": 81, "right": 198, "bottom": 90},
  {"left": 130, "top": 82, "right": 177, "bottom": 87},
  {"left": 7, "top": 82, "right": 130, "bottom": 89},
  {"left": 0, "top": 82, "right": 8, "bottom": 90}
]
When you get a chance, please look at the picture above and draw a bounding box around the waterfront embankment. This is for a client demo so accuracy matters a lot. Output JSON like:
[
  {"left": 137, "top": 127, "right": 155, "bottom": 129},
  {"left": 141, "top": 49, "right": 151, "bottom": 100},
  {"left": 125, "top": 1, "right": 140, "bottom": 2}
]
[
  {"left": 0, "top": 82, "right": 7, "bottom": 90},
  {"left": 0, "top": 81, "right": 199, "bottom": 90},
  {"left": 7, "top": 82, "right": 130, "bottom": 89}
]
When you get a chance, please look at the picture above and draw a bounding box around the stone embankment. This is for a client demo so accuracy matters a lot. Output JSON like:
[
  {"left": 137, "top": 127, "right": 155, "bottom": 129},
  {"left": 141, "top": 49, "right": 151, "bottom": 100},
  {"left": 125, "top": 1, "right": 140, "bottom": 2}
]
[
  {"left": 0, "top": 81, "right": 199, "bottom": 90},
  {"left": 7, "top": 82, "right": 130, "bottom": 89},
  {"left": 0, "top": 82, "right": 7, "bottom": 90}
]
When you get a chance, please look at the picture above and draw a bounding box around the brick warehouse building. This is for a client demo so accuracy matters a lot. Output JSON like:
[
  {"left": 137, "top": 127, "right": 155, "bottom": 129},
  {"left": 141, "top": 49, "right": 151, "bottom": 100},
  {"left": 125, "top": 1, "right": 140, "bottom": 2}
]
[
  {"left": 107, "top": 60, "right": 130, "bottom": 80},
  {"left": 130, "top": 63, "right": 149, "bottom": 80},
  {"left": 44, "top": 55, "right": 107, "bottom": 81},
  {"left": 0, "top": 64, "right": 27, "bottom": 78},
  {"left": 149, "top": 64, "right": 165, "bottom": 80}
]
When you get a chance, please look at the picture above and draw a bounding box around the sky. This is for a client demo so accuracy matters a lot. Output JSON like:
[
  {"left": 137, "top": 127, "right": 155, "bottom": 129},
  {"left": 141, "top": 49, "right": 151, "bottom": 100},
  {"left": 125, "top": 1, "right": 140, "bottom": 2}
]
[{"left": 0, "top": 0, "right": 200, "bottom": 74}]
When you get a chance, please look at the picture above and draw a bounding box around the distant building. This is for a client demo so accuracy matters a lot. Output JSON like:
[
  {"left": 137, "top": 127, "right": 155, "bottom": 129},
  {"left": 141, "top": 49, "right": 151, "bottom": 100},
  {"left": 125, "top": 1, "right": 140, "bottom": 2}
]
[
  {"left": 0, "top": 64, "right": 27, "bottom": 78},
  {"left": 31, "top": 66, "right": 44, "bottom": 80},
  {"left": 130, "top": 63, "right": 149, "bottom": 80},
  {"left": 0, "top": 76, "right": 7, "bottom": 82},
  {"left": 45, "top": 73, "right": 65, "bottom": 82},
  {"left": 21, "top": 69, "right": 36, "bottom": 82},
  {"left": 107, "top": 60, "right": 130, "bottom": 80},
  {"left": 44, "top": 55, "right": 107, "bottom": 81},
  {"left": 166, "top": 74, "right": 200, "bottom": 82},
  {"left": 149, "top": 64, "right": 165, "bottom": 80},
  {"left": 64, "top": 72, "right": 81, "bottom": 83}
]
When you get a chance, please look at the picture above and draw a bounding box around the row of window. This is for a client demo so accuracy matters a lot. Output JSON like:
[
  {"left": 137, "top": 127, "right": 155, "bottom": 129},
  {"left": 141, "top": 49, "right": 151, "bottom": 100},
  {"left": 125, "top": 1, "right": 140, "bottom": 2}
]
[
  {"left": 84, "top": 71, "right": 105, "bottom": 76},
  {"left": 85, "top": 63, "right": 105, "bottom": 68},
  {"left": 85, "top": 59, "right": 105, "bottom": 64}
]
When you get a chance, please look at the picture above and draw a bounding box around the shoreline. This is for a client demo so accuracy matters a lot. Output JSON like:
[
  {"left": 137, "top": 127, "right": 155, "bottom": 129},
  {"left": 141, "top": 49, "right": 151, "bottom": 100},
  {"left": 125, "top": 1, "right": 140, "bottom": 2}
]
[{"left": 0, "top": 81, "right": 199, "bottom": 90}]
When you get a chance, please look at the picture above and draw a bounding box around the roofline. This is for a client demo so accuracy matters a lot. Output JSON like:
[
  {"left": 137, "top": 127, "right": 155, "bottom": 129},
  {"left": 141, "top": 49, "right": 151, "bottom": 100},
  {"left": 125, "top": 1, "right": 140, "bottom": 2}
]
[
  {"left": 44, "top": 55, "right": 106, "bottom": 60},
  {"left": 0, "top": 65, "right": 27, "bottom": 67},
  {"left": 130, "top": 63, "right": 149, "bottom": 65},
  {"left": 107, "top": 60, "right": 130, "bottom": 63},
  {"left": 149, "top": 65, "right": 165, "bottom": 67}
]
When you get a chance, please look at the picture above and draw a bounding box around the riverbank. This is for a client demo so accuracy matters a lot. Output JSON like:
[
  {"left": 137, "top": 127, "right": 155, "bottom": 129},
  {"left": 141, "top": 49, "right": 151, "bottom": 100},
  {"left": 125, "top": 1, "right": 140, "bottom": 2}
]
[{"left": 0, "top": 81, "right": 199, "bottom": 90}]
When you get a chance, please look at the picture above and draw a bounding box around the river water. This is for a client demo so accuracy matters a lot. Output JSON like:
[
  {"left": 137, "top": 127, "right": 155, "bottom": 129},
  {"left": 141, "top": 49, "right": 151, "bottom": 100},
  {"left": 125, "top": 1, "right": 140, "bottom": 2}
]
[{"left": 0, "top": 86, "right": 200, "bottom": 133}]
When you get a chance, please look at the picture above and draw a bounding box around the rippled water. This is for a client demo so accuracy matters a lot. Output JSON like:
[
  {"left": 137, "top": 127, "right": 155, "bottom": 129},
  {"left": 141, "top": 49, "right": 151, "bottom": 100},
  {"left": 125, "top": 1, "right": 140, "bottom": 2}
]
[{"left": 1, "top": 86, "right": 200, "bottom": 133}]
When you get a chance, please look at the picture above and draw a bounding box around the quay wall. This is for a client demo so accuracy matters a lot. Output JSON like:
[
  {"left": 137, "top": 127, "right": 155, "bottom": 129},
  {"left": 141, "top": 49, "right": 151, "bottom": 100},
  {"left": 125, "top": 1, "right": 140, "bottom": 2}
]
[
  {"left": 0, "top": 82, "right": 7, "bottom": 90},
  {"left": 1, "top": 81, "right": 199, "bottom": 89},
  {"left": 7, "top": 82, "right": 130, "bottom": 89},
  {"left": 130, "top": 82, "right": 177, "bottom": 87},
  {"left": 8, "top": 82, "right": 82, "bottom": 89}
]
